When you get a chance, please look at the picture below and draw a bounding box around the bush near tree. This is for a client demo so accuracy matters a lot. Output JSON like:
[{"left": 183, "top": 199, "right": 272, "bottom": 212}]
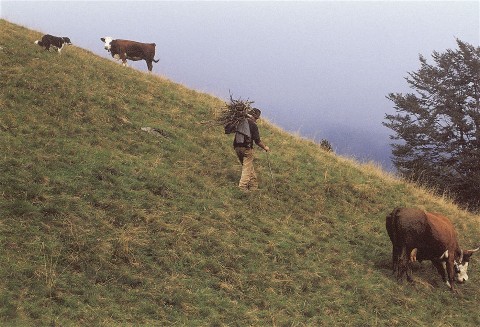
[
  {"left": 384, "top": 39, "right": 480, "bottom": 210},
  {"left": 319, "top": 139, "right": 333, "bottom": 152}
]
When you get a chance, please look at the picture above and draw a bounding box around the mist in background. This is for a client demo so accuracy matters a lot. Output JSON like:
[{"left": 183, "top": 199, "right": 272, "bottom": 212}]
[{"left": 3, "top": 1, "right": 479, "bottom": 171}]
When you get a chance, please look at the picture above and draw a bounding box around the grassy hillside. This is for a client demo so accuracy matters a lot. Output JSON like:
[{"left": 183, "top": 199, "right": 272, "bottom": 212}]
[{"left": 1, "top": 20, "right": 480, "bottom": 326}]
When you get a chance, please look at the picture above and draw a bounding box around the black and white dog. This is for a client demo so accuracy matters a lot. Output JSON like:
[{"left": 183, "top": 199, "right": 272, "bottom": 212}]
[{"left": 35, "top": 34, "right": 72, "bottom": 54}]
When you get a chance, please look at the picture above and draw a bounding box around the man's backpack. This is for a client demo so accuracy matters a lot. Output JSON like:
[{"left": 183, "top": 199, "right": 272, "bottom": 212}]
[{"left": 234, "top": 118, "right": 251, "bottom": 142}]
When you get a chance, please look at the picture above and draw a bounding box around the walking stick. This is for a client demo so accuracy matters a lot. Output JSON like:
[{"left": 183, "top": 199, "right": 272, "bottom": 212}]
[{"left": 265, "top": 151, "right": 278, "bottom": 193}]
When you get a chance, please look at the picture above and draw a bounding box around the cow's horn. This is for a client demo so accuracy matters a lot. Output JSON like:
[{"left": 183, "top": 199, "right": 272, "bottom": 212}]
[{"left": 464, "top": 247, "right": 480, "bottom": 256}]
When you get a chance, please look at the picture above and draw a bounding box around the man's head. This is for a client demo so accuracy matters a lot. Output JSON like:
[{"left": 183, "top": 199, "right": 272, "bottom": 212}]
[{"left": 250, "top": 108, "right": 261, "bottom": 119}]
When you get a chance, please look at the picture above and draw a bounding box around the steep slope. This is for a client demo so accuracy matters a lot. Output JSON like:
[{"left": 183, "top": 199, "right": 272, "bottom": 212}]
[{"left": 1, "top": 20, "right": 479, "bottom": 326}]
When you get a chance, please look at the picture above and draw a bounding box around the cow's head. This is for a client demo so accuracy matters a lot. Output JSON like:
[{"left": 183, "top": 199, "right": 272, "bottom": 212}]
[
  {"left": 100, "top": 37, "right": 113, "bottom": 51},
  {"left": 455, "top": 247, "right": 479, "bottom": 283},
  {"left": 63, "top": 37, "right": 72, "bottom": 45}
]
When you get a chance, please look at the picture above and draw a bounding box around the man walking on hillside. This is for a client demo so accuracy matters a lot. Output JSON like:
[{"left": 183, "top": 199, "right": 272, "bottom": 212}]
[{"left": 233, "top": 108, "right": 270, "bottom": 191}]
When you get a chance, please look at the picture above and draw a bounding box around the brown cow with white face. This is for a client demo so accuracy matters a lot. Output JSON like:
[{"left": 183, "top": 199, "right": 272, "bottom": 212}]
[
  {"left": 386, "top": 207, "right": 479, "bottom": 292},
  {"left": 100, "top": 37, "right": 159, "bottom": 72}
]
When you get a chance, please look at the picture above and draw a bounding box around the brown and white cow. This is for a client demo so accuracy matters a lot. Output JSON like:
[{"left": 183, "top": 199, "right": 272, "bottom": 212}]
[
  {"left": 386, "top": 207, "right": 478, "bottom": 292},
  {"left": 35, "top": 34, "right": 72, "bottom": 54},
  {"left": 100, "top": 37, "right": 159, "bottom": 72}
]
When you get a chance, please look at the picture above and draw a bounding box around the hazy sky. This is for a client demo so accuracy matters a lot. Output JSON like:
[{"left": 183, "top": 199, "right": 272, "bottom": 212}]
[{"left": 2, "top": 1, "right": 479, "bottom": 169}]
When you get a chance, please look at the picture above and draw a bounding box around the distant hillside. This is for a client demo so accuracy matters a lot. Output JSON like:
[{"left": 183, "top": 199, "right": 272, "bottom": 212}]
[{"left": 1, "top": 20, "right": 480, "bottom": 326}]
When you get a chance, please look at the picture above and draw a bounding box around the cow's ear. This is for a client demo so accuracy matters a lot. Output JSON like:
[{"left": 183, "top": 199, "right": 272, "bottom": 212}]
[{"left": 101, "top": 38, "right": 105, "bottom": 42}]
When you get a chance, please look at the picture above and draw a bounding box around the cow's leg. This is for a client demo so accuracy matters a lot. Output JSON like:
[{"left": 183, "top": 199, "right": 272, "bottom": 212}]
[
  {"left": 405, "top": 247, "right": 415, "bottom": 282},
  {"left": 445, "top": 259, "right": 457, "bottom": 292},
  {"left": 406, "top": 260, "right": 414, "bottom": 283},
  {"left": 407, "top": 267, "right": 413, "bottom": 282},
  {"left": 146, "top": 60, "right": 153, "bottom": 72},
  {"left": 392, "top": 244, "right": 401, "bottom": 274},
  {"left": 391, "top": 244, "right": 397, "bottom": 273},
  {"left": 397, "top": 246, "right": 408, "bottom": 281},
  {"left": 120, "top": 53, "right": 128, "bottom": 67},
  {"left": 432, "top": 260, "right": 448, "bottom": 285}
]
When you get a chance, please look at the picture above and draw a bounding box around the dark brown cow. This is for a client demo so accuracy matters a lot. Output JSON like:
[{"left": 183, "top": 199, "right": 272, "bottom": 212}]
[
  {"left": 100, "top": 37, "right": 159, "bottom": 72},
  {"left": 386, "top": 207, "right": 478, "bottom": 292}
]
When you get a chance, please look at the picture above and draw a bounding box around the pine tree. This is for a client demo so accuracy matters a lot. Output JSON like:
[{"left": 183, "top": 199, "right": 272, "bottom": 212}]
[{"left": 384, "top": 39, "right": 480, "bottom": 210}]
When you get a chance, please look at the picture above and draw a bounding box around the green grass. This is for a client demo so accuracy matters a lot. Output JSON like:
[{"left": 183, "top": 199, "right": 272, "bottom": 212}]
[{"left": 1, "top": 20, "right": 480, "bottom": 326}]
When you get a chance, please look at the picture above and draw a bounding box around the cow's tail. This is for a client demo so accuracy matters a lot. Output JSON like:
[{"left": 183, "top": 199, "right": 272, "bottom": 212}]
[
  {"left": 387, "top": 208, "right": 402, "bottom": 274},
  {"left": 386, "top": 208, "right": 400, "bottom": 243},
  {"left": 151, "top": 43, "right": 160, "bottom": 63},
  {"left": 390, "top": 208, "right": 401, "bottom": 246}
]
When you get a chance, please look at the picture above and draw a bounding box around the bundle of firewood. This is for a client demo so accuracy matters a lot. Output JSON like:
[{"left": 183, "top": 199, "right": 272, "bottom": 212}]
[{"left": 217, "top": 93, "right": 255, "bottom": 133}]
